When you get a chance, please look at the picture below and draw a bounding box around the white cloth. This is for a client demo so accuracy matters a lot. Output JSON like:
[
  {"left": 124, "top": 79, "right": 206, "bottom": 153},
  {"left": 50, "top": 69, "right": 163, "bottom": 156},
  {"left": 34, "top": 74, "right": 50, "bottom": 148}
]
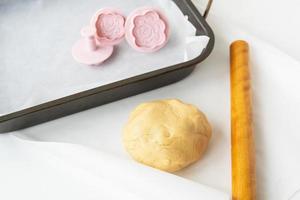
[
  {"left": 0, "top": 135, "right": 228, "bottom": 199},
  {"left": 1, "top": 0, "right": 300, "bottom": 199}
]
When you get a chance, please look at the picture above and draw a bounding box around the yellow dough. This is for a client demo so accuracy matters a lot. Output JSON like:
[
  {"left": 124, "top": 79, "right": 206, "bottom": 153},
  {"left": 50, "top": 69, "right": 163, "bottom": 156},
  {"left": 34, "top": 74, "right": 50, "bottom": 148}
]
[{"left": 123, "top": 99, "right": 212, "bottom": 172}]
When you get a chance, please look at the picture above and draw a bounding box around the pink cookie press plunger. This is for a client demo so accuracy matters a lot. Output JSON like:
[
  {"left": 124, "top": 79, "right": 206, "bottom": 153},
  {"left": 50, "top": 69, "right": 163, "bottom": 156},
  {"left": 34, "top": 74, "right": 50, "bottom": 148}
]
[
  {"left": 72, "top": 8, "right": 126, "bottom": 66},
  {"left": 72, "top": 7, "right": 170, "bottom": 65},
  {"left": 125, "top": 7, "right": 169, "bottom": 53},
  {"left": 72, "top": 26, "right": 114, "bottom": 66}
]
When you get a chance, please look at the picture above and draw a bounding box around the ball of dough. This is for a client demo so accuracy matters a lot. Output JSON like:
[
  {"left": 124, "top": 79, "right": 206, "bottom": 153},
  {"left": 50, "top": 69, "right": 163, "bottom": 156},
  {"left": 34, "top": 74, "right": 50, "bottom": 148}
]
[{"left": 123, "top": 99, "right": 212, "bottom": 172}]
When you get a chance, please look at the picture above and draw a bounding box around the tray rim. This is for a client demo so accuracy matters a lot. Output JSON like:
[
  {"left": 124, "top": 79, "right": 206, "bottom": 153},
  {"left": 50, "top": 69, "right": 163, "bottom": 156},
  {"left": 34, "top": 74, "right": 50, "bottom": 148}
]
[{"left": 0, "top": 0, "right": 215, "bottom": 130}]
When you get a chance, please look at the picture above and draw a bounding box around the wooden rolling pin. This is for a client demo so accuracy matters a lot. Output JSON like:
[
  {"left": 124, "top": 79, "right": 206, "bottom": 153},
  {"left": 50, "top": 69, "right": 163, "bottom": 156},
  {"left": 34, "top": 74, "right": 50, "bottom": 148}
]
[{"left": 230, "top": 40, "right": 256, "bottom": 200}]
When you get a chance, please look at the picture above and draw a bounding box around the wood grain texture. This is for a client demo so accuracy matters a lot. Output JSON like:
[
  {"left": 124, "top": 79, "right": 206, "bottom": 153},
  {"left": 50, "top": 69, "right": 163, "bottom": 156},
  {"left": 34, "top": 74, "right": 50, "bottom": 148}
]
[{"left": 230, "top": 40, "right": 256, "bottom": 200}]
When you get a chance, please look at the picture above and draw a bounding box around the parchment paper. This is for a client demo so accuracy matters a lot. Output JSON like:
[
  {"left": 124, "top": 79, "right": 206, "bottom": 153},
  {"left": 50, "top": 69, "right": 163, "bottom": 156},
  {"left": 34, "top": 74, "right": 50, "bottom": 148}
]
[{"left": 0, "top": 0, "right": 209, "bottom": 115}]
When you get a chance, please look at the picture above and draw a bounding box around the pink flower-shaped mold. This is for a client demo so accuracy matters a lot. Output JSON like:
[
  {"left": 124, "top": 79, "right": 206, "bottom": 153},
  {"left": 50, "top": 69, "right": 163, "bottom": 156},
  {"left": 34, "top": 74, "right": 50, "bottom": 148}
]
[
  {"left": 91, "top": 8, "right": 126, "bottom": 46},
  {"left": 125, "top": 7, "right": 169, "bottom": 53}
]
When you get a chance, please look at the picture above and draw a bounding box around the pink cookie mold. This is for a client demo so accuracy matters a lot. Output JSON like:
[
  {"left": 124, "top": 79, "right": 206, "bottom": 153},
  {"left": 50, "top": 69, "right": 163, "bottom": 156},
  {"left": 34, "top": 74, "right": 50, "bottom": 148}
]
[
  {"left": 72, "top": 26, "right": 114, "bottom": 66},
  {"left": 91, "top": 8, "right": 126, "bottom": 46},
  {"left": 125, "top": 7, "right": 170, "bottom": 53}
]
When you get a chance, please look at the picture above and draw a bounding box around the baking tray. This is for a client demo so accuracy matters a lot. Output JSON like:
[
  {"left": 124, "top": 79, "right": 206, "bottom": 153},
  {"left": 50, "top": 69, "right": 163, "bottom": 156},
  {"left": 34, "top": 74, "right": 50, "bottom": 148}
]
[{"left": 0, "top": 0, "right": 214, "bottom": 133}]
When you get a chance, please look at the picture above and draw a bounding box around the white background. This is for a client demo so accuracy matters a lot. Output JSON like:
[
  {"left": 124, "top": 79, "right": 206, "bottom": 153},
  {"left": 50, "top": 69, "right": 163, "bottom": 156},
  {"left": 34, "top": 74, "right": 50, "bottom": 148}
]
[{"left": 1, "top": 0, "right": 300, "bottom": 199}]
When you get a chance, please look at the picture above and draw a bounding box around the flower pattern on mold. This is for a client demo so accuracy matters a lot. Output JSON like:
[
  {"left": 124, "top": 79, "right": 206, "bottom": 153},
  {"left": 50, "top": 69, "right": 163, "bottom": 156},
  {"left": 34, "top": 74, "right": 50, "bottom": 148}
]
[
  {"left": 132, "top": 11, "right": 167, "bottom": 49},
  {"left": 96, "top": 13, "right": 125, "bottom": 40}
]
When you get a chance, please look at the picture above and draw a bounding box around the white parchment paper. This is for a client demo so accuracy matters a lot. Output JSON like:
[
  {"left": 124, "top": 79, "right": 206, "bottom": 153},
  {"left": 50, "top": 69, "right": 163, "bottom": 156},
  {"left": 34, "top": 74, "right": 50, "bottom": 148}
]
[
  {"left": 1, "top": 0, "right": 300, "bottom": 199},
  {"left": 0, "top": 0, "right": 209, "bottom": 115}
]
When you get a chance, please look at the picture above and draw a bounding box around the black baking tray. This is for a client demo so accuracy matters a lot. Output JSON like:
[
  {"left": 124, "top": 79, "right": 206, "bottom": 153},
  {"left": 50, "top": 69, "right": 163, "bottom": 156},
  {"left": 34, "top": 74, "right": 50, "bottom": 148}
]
[{"left": 0, "top": 0, "right": 214, "bottom": 133}]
